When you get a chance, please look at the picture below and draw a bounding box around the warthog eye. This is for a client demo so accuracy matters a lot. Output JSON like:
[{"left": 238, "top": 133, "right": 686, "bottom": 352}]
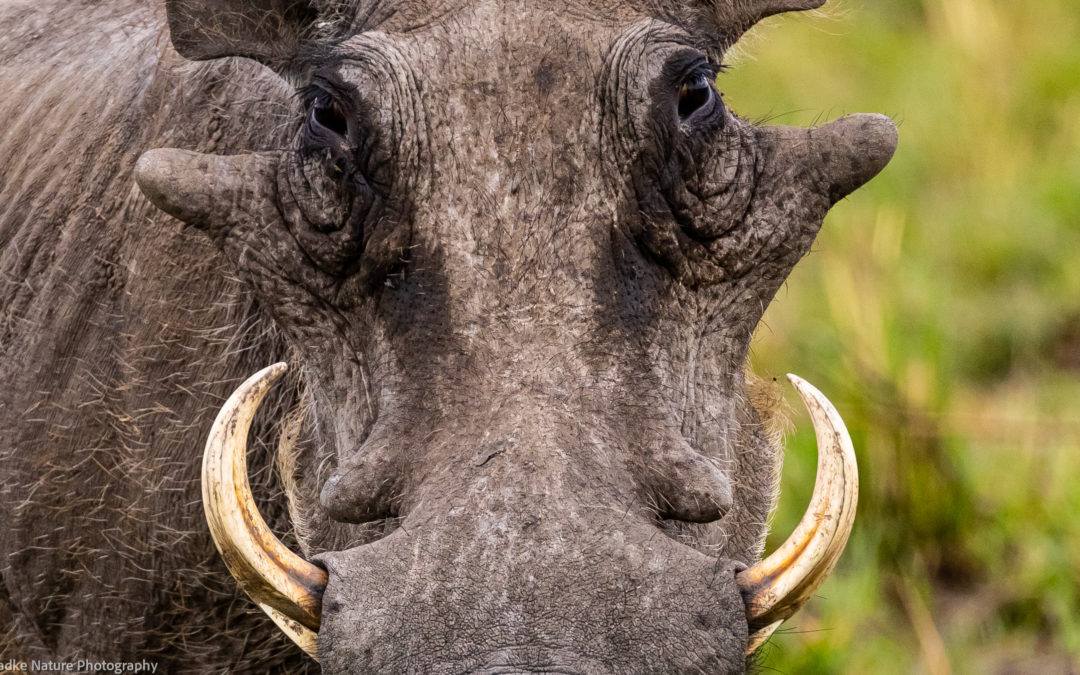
[
  {"left": 311, "top": 97, "right": 348, "bottom": 137},
  {"left": 301, "top": 84, "right": 351, "bottom": 145},
  {"left": 678, "top": 72, "right": 714, "bottom": 120}
]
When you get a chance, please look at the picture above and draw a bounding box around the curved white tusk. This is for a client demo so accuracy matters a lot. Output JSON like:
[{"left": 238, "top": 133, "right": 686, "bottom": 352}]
[
  {"left": 203, "top": 363, "right": 326, "bottom": 661},
  {"left": 737, "top": 374, "right": 860, "bottom": 654}
]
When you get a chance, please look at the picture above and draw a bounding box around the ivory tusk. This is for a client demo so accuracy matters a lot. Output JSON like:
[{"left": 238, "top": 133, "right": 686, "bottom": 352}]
[
  {"left": 202, "top": 363, "right": 326, "bottom": 661},
  {"left": 737, "top": 374, "right": 860, "bottom": 654}
]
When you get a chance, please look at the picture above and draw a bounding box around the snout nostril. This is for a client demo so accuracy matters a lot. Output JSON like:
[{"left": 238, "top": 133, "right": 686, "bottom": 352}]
[
  {"left": 643, "top": 444, "right": 733, "bottom": 524},
  {"left": 320, "top": 446, "right": 403, "bottom": 523},
  {"left": 659, "top": 496, "right": 726, "bottom": 524}
]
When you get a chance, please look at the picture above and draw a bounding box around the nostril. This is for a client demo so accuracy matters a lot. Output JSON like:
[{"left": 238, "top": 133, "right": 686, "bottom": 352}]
[
  {"left": 320, "top": 445, "right": 402, "bottom": 523},
  {"left": 643, "top": 444, "right": 733, "bottom": 524}
]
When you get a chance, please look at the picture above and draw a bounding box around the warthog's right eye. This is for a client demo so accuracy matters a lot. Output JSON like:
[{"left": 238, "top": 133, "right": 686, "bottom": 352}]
[
  {"left": 279, "top": 82, "right": 380, "bottom": 276},
  {"left": 300, "top": 84, "right": 353, "bottom": 153},
  {"left": 311, "top": 96, "right": 348, "bottom": 137}
]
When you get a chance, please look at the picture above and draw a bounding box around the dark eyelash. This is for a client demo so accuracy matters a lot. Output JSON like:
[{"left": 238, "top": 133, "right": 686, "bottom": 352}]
[
  {"left": 690, "top": 62, "right": 727, "bottom": 82},
  {"left": 668, "top": 52, "right": 727, "bottom": 80},
  {"left": 298, "top": 83, "right": 335, "bottom": 111}
]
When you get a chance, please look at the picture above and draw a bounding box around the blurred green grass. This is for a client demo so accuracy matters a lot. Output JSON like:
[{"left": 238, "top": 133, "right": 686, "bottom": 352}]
[{"left": 723, "top": 0, "right": 1080, "bottom": 672}]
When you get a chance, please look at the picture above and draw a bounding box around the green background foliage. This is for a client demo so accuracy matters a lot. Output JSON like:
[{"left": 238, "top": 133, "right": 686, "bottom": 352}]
[{"left": 724, "top": 0, "right": 1080, "bottom": 671}]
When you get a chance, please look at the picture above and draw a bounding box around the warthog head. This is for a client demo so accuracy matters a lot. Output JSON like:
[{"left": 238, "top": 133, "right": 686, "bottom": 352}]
[{"left": 135, "top": 0, "right": 896, "bottom": 671}]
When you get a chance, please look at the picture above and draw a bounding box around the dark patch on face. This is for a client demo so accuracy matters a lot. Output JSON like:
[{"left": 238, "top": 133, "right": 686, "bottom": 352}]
[
  {"left": 377, "top": 239, "right": 454, "bottom": 345},
  {"left": 534, "top": 61, "right": 557, "bottom": 95}
]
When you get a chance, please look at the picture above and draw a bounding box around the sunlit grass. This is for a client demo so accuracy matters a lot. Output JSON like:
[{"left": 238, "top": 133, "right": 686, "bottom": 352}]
[{"left": 724, "top": 0, "right": 1080, "bottom": 671}]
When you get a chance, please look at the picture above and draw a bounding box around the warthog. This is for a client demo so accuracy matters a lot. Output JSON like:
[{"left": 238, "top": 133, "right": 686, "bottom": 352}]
[{"left": 0, "top": 0, "right": 896, "bottom": 671}]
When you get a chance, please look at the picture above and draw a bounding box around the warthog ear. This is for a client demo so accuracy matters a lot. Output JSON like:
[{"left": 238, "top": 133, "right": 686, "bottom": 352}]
[
  {"left": 708, "top": 0, "right": 826, "bottom": 44},
  {"left": 655, "top": 0, "right": 827, "bottom": 50},
  {"left": 165, "top": 0, "right": 352, "bottom": 70}
]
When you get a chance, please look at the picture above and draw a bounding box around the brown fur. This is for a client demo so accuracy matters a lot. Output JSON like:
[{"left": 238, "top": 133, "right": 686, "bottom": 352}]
[{"left": 0, "top": 2, "right": 314, "bottom": 670}]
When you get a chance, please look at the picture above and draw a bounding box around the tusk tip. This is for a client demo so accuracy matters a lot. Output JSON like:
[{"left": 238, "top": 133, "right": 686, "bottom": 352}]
[
  {"left": 785, "top": 373, "right": 813, "bottom": 396},
  {"left": 266, "top": 361, "right": 289, "bottom": 378}
]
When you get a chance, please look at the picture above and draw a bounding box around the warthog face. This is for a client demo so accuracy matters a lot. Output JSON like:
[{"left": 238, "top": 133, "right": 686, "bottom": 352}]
[{"left": 136, "top": 0, "right": 896, "bottom": 671}]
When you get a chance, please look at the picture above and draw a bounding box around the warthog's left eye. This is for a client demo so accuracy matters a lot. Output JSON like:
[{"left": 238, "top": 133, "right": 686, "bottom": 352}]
[
  {"left": 666, "top": 58, "right": 726, "bottom": 132},
  {"left": 678, "top": 72, "right": 712, "bottom": 118}
]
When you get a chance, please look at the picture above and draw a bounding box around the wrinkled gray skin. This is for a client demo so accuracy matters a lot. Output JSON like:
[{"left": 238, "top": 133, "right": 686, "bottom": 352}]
[{"left": 0, "top": 0, "right": 896, "bottom": 672}]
